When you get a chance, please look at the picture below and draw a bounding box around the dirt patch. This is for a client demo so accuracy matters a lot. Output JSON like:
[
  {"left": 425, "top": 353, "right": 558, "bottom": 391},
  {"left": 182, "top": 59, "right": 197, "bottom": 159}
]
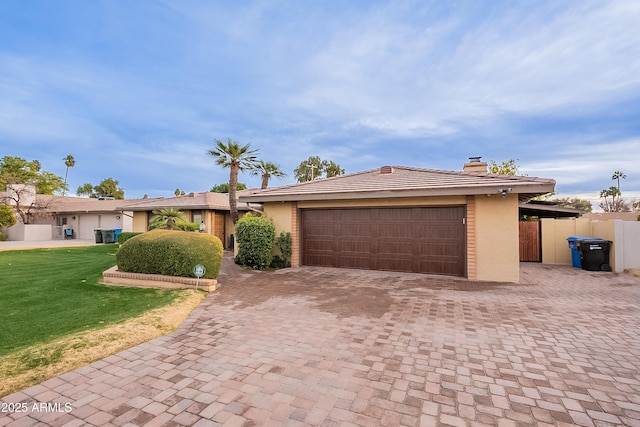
[
  {"left": 0, "top": 290, "right": 205, "bottom": 398},
  {"left": 625, "top": 268, "right": 640, "bottom": 278}
]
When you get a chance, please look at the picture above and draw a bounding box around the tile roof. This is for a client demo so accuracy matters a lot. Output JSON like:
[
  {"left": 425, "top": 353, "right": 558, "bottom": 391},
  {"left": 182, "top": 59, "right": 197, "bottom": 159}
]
[
  {"left": 35, "top": 195, "right": 160, "bottom": 213},
  {"left": 240, "top": 166, "right": 556, "bottom": 202},
  {"left": 119, "top": 191, "right": 252, "bottom": 211},
  {"left": 6, "top": 191, "right": 251, "bottom": 214}
]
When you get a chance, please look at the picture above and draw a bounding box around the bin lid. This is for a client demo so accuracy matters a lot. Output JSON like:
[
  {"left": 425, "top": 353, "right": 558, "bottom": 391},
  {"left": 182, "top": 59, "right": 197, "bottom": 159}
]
[{"left": 567, "top": 236, "right": 592, "bottom": 242}]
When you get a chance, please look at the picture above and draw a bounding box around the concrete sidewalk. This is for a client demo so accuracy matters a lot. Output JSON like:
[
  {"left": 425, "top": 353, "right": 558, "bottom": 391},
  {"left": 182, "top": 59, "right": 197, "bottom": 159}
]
[
  {"left": 2, "top": 260, "right": 639, "bottom": 426},
  {"left": 0, "top": 239, "right": 98, "bottom": 251}
]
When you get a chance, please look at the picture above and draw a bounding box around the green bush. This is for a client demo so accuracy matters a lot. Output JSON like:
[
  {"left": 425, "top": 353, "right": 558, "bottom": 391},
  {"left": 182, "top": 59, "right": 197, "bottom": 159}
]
[
  {"left": 271, "top": 231, "right": 292, "bottom": 268},
  {"left": 117, "top": 231, "right": 143, "bottom": 244},
  {"left": 116, "top": 229, "right": 223, "bottom": 279},
  {"left": 177, "top": 222, "right": 199, "bottom": 232},
  {"left": 235, "top": 215, "right": 276, "bottom": 270}
]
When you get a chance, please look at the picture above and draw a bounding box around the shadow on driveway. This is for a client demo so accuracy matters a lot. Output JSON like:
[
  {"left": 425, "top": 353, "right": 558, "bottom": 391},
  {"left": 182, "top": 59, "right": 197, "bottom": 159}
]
[{"left": 4, "top": 256, "right": 640, "bottom": 426}]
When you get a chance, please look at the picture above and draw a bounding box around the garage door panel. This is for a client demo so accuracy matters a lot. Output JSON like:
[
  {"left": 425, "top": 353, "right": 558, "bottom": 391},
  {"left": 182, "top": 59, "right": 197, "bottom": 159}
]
[
  {"left": 377, "top": 256, "right": 415, "bottom": 272},
  {"left": 305, "top": 254, "right": 336, "bottom": 267},
  {"left": 305, "top": 238, "right": 335, "bottom": 251},
  {"left": 378, "top": 240, "right": 413, "bottom": 255},
  {"left": 338, "top": 224, "right": 373, "bottom": 237},
  {"left": 377, "top": 223, "right": 415, "bottom": 238},
  {"left": 302, "top": 207, "right": 465, "bottom": 277},
  {"left": 337, "top": 255, "right": 372, "bottom": 269},
  {"left": 338, "top": 239, "right": 372, "bottom": 253},
  {"left": 418, "top": 242, "right": 462, "bottom": 256}
]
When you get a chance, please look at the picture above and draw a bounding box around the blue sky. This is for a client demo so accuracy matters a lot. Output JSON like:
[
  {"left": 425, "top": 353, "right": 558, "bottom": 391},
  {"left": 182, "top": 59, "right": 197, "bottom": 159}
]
[{"left": 1, "top": 1, "right": 639, "bottom": 208}]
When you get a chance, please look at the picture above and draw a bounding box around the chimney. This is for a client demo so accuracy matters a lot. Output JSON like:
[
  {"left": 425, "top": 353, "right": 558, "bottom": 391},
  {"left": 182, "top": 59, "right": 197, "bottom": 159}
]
[
  {"left": 463, "top": 156, "right": 487, "bottom": 173},
  {"left": 380, "top": 166, "right": 395, "bottom": 174}
]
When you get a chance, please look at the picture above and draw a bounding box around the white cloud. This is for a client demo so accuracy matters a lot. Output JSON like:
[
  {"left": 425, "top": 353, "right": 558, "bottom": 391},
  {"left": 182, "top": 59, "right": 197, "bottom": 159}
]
[{"left": 291, "top": 0, "right": 640, "bottom": 136}]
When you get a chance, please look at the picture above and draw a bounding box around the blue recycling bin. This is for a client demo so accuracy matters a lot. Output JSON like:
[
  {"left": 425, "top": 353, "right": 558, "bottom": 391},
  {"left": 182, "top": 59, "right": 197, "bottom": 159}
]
[
  {"left": 567, "top": 236, "right": 591, "bottom": 268},
  {"left": 114, "top": 228, "right": 122, "bottom": 243}
]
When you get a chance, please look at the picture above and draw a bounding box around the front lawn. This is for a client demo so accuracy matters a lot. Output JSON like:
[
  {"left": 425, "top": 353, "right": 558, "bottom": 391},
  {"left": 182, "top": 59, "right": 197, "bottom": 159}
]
[{"left": 0, "top": 245, "right": 204, "bottom": 396}]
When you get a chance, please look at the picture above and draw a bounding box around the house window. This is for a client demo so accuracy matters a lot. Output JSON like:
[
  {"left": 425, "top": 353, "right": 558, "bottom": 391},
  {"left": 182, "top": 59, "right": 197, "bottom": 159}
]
[
  {"left": 57, "top": 217, "right": 68, "bottom": 226},
  {"left": 192, "top": 211, "right": 203, "bottom": 224}
]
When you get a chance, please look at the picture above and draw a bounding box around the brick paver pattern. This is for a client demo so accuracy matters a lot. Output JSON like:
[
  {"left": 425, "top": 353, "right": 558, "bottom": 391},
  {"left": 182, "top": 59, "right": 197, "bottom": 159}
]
[{"left": 2, "top": 259, "right": 639, "bottom": 426}]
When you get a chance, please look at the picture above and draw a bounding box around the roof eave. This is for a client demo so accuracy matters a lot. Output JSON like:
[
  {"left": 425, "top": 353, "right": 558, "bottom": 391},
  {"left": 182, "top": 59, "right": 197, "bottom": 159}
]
[{"left": 240, "top": 183, "right": 556, "bottom": 203}]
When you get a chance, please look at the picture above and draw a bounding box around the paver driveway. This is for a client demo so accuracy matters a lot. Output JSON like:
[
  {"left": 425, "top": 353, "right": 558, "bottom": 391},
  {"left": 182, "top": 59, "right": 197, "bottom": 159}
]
[{"left": 2, "top": 258, "right": 640, "bottom": 426}]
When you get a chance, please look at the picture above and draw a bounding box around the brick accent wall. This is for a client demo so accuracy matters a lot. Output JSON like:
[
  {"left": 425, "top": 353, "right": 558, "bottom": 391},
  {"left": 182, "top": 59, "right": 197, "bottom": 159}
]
[
  {"left": 290, "top": 202, "right": 300, "bottom": 267},
  {"left": 466, "top": 196, "right": 477, "bottom": 280}
]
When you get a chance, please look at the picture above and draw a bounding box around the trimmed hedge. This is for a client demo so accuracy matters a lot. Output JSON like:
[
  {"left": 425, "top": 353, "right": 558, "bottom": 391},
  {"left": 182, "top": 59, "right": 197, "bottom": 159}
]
[
  {"left": 117, "top": 232, "right": 143, "bottom": 244},
  {"left": 235, "top": 215, "right": 276, "bottom": 270},
  {"left": 116, "top": 229, "right": 223, "bottom": 279}
]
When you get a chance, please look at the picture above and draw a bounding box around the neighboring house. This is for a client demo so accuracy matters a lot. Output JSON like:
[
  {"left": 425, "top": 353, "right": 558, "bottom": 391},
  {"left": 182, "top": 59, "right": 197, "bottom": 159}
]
[
  {"left": 240, "top": 159, "right": 556, "bottom": 283},
  {"left": 121, "top": 191, "right": 254, "bottom": 249},
  {"left": 2, "top": 186, "right": 252, "bottom": 246},
  {"left": 0, "top": 189, "right": 151, "bottom": 241}
]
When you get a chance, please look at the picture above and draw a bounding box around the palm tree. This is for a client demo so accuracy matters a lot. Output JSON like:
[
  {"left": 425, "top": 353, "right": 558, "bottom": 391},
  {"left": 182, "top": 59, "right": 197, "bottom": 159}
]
[
  {"left": 62, "top": 154, "right": 75, "bottom": 196},
  {"left": 253, "top": 160, "right": 286, "bottom": 189},
  {"left": 612, "top": 171, "right": 626, "bottom": 192},
  {"left": 150, "top": 208, "right": 185, "bottom": 230},
  {"left": 207, "top": 138, "right": 259, "bottom": 224}
]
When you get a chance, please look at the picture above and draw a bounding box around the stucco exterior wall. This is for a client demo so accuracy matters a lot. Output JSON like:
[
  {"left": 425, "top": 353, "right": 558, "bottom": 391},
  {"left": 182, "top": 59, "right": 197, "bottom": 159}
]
[
  {"left": 132, "top": 212, "right": 147, "bottom": 232},
  {"left": 541, "top": 217, "right": 613, "bottom": 268},
  {"left": 621, "top": 221, "right": 640, "bottom": 269},
  {"left": 5, "top": 224, "right": 52, "bottom": 241},
  {"left": 264, "top": 203, "right": 293, "bottom": 234},
  {"left": 263, "top": 195, "right": 521, "bottom": 283},
  {"left": 473, "top": 194, "right": 520, "bottom": 283}
]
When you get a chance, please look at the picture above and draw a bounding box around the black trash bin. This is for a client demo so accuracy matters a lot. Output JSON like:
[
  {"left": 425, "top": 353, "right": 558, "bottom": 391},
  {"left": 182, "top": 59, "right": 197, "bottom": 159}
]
[
  {"left": 101, "top": 229, "right": 116, "bottom": 244},
  {"left": 94, "top": 229, "right": 103, "bottom": 244},
  {"left": 577, "top": 239, "right": 612, "bottom": 271}
]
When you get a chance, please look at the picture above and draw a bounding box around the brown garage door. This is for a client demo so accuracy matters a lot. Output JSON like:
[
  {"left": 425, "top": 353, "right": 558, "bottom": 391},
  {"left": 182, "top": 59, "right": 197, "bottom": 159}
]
[{"left": 302, "top": 207, "right": 466, "bottom": 277}]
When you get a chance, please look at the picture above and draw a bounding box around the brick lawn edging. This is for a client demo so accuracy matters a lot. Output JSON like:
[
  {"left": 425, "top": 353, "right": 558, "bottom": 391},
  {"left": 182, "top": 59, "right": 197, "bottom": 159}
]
[{"left": 101, "top": 266, "right": 218, "bottom": 292}]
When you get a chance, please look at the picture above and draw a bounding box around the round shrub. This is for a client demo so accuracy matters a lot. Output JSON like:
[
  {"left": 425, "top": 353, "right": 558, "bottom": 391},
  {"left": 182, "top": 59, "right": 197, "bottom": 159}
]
[
  {"left": 235, "top": 215, "right": 276, "bottom": 270},
  {"left": 116, "top": 229, "right": 223, "bottom": 279},
  {"left": 117, "top": 231, "right": 143, "bottom": 244}
]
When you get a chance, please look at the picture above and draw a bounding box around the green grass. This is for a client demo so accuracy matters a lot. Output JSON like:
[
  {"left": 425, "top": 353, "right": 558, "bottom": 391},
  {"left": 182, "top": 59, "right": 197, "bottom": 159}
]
[{"left": 0, "top": 245, "right": 183, "bottom": 357}]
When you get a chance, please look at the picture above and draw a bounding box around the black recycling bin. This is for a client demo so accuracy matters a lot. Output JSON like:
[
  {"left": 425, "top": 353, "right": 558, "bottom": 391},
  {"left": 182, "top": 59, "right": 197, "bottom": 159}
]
[
  {"left": 94, "top": 229, "right": 103, "bottom": 243},
  {"left": 101, "top": 229, "right": 116, "bottom": 244},
  {"left": 577, "top": 239, "right": 612, "bottom": 271}
]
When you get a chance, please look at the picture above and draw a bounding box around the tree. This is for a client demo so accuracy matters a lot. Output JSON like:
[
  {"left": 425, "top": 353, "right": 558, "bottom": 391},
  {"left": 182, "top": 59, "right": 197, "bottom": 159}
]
[
  {"left": 210, "top": 182, "right": 247, "bottom": 193},
  {"left": 62, "top": 155, "right": 75, "bottom": 196},
  {"left": 149, "top": 208, "right": 185, "bottom": 230},
  {"left": 207, "top": 138, "right": 259, "bottom": 224},
  {"left": 612, "top": 171, "right": 626, "bottom": 192},
  {"left": 252, "top": 160, "right": 286, "bottom": 189},
  {"left": 488, "top": 159, "right": 523, "bottom": 176},
  {"left": 599, "top": 171, "right": 630, "bottom": 212},
  {"left": 0, "top": 205, "right": 17, "bottom": 228},
  {"left": 0, "top": 205, "right": 16, "bottom": 241},
  {"left": 324, "top": 160, "right": 345, "bottom": 178},
  {"left": 0, "top": 156, "right": 66, "bottom": 194},
  {"left": 293, "top": 156, "right": 345, "bottom": 182},
  {"left": 76, "top": 178, "right": 125, "bottom": 199},
  {"left": 174, "top": 188, "right": 185, "bottom": 196},
  {"left": 548, "top": 197, "right": 593, "bottom": 212},
  {"left": 2, "top": 184, "right": 52, "bottom": 224},
  {"left": 599, "top": 186, "right": 629, "bottom": 212}
]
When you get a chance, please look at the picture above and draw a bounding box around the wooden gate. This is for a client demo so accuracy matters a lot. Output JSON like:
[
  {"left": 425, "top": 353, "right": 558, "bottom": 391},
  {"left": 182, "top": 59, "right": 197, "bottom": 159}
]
[{"left": 519, "top": 221, "right": 541, "bottom": 262}]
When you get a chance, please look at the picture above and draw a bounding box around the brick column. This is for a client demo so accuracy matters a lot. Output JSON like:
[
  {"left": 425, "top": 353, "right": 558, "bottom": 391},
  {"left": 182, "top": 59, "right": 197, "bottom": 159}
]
[
  {"left": 290, "top": 202, "right": 300, "bottom": 268},
  {"left": 466, "top": 196, "right": 477, "bottom": 280}
]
